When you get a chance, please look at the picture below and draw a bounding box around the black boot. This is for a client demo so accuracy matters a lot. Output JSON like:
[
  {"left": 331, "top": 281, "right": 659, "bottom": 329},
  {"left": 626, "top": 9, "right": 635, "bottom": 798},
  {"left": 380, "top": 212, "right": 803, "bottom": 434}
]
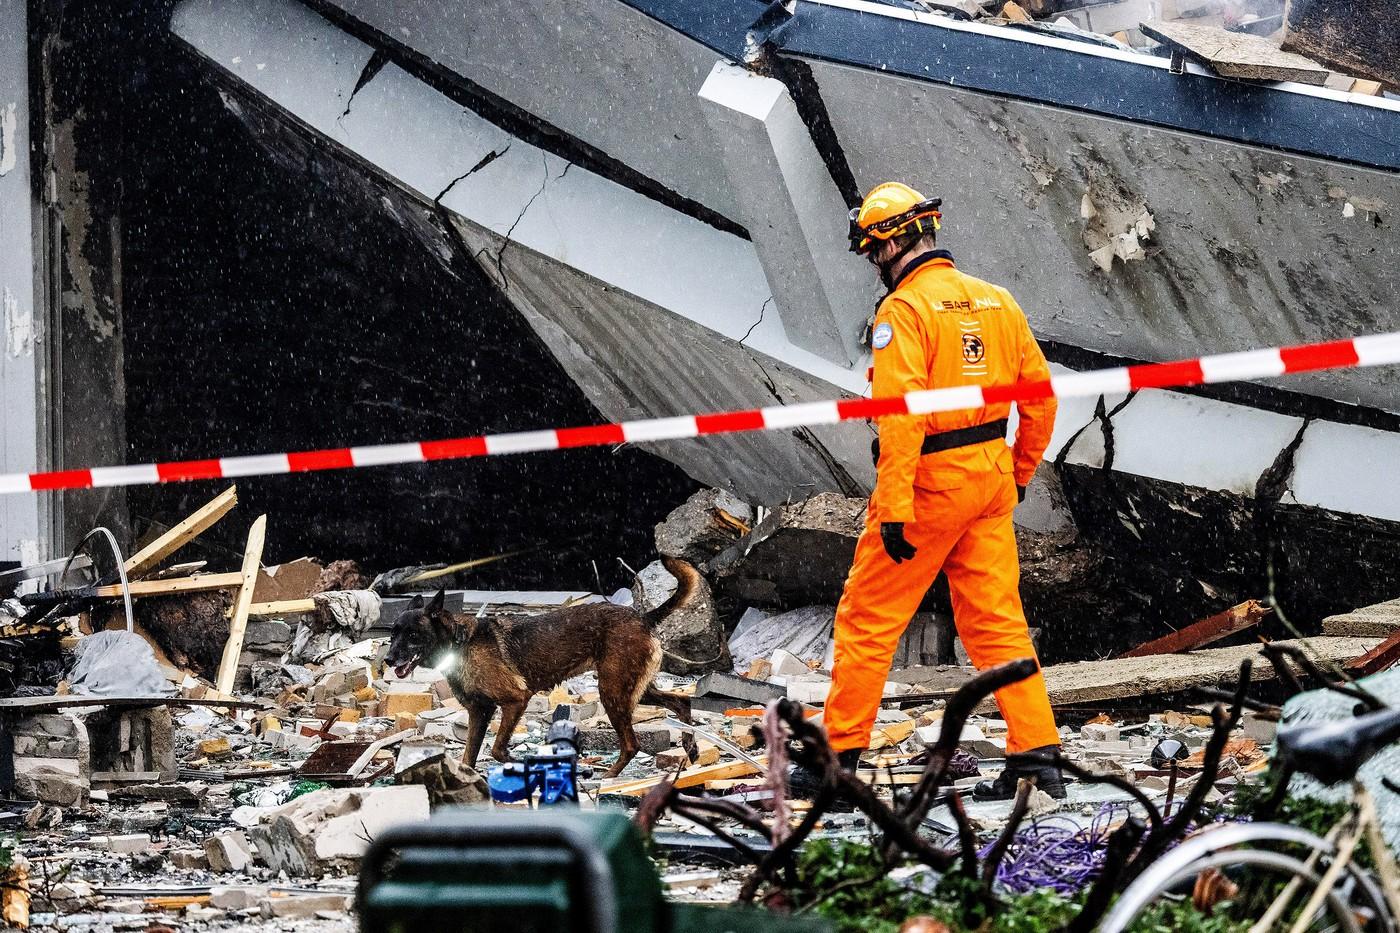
[
  {"left": 972, "top": 745, "right": 1066, "bottom": 801},
  {"left": 787, "top": 748, "right": 866, "bottom": 808}
]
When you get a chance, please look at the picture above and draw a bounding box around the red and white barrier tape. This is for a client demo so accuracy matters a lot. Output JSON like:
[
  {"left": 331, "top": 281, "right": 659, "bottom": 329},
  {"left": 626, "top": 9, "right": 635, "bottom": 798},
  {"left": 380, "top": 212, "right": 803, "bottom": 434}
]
[{"left": 5, "top": 332, "right": 1399, "bottom": 495}]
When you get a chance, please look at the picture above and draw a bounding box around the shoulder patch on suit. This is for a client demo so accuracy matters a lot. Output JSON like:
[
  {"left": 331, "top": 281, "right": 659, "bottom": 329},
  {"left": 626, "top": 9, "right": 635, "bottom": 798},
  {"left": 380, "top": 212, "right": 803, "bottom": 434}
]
[{"left": 872, "top": 322, "right": 894, "bottom": 349}]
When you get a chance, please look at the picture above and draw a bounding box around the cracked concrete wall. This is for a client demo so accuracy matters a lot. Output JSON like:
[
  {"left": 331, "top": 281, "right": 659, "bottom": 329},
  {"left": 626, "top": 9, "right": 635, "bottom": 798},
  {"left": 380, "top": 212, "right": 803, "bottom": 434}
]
[
  {"left": 804, "top": 58, "right": 1400, "bottom": 413},
  {"left": 170, "top": 0, "right": 877, "bottom": 507},
  {"left": 1052, "top": 382, "right": 1400, "bottom": 631},
  {"left": 446, "top": 210, "right": 874, "bottom": 502},
  {"left": 0, "top": 0, "right": 46, "bottom": 566}
]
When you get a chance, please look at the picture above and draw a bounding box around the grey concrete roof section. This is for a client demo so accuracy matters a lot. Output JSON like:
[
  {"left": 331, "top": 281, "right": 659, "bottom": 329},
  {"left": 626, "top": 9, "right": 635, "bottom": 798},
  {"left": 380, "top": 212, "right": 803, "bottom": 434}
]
[
  {"left": 803, "top": 56, "right": 1400, "bottom": 415},
  {"left": 169, "top": 0, "right": 1400, "bottom": 532},
  {"left": 316, "top": 0, "right": 757, "bottom": 222}
]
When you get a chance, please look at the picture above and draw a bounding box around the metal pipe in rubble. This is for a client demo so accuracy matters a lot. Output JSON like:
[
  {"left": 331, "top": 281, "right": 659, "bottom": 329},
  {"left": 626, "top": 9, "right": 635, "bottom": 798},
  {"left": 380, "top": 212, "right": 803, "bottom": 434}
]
[{"left": 59, "top": 526, "right": 134, "bottom": 633}]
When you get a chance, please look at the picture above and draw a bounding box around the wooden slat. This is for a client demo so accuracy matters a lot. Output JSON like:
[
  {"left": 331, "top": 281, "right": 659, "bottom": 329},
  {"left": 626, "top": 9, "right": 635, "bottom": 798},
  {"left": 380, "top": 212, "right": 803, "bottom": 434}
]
[
  {"left": 600, "top": 756, "right": 767, "bottom": 797},
  {"left": 124, "top": 486, "right": 237, "bottom": 578},
  {"left": 215, "top": 515, "right": 266, "bottom": 695},
  {"left": 88, "top": 572, "right": 244, "bottom": 599},
  {"left": 246, "top": 598, "right": 317, "bottom": 617}
]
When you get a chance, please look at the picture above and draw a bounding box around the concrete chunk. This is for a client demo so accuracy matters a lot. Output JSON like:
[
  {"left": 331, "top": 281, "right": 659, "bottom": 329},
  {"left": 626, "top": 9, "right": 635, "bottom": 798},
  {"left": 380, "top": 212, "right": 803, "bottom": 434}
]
[
  {"left": 692, "top": 671, "right": 785, "bottom": 712},
  {"left": 210, "top": 886, "right": 267, "bottom": 910},
  {"left": 249, "top": 785, "right": 429, "bottom": 877},
  {"left": 635, "top": 559, "right": 729, "bottom": 675},
  {"left": 261, "top": 892, "right": 353, "bottom": 918},
  {"left": 654, "top": 487, "right": 753, "bottom": 566},
  {"left": 713, "top": 493, "right": 865, "bottom": 608},
  {"left": 205, "top": 829, "right": 255, "bottom": 873},
  {"left": 1322, "top": 596, "right": 1400, "bottom": 638}
]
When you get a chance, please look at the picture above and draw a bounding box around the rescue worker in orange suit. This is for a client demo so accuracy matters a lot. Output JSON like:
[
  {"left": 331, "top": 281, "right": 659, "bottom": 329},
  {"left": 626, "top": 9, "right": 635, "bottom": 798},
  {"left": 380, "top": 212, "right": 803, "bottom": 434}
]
[{"left": 811, "top": 182, "right": 1064, "bottom": 800}]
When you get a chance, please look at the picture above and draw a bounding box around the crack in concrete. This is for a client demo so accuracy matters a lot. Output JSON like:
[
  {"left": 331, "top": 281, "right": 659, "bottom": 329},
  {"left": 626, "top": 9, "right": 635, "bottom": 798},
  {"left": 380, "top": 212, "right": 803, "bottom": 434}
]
[
  {"left": 493, "top": 153, "right": 562, "bottom": 289},
  {"left": 738, "top": 296, "right": 772, "bottom": 347},
  {"left": 337, "top": 49, "right": 389, "bottom": 123},
  {"left": 1255, "top": 417, "right": 1311, "bottom": 505},
  {"left": 434, "top": 143, "right": 511, "bottom": 205},
  {"left": 1098, "top": 391, "right": 1139, "bottom": 474}
]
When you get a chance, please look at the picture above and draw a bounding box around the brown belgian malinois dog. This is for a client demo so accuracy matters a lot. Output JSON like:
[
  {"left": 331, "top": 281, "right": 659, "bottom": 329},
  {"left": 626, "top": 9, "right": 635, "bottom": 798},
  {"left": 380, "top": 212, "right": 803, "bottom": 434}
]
[{"left": 384, "top": 557, "right": 697, "bottom": 777}]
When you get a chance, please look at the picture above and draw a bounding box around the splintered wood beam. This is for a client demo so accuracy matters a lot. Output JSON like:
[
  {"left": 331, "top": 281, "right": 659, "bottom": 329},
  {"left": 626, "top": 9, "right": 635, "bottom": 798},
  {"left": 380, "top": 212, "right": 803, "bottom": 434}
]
[
  {"left": 124, "top": 485, "right": 238, "bottom": 579},
  {"left": 215, "top": 514, "right": 267, "bottom": 695},
  {"left": 1346, "top": 629, "right": 1400, "bottom": 676},
  {"left": 600, "top": 756, "right": 767, "bottom": 797},
  {"left": 1118, "top": 600, "right": 1270, "bottom": 658},
  {"left": 87, "top": 572, "right": 244, "bottom": 598}
]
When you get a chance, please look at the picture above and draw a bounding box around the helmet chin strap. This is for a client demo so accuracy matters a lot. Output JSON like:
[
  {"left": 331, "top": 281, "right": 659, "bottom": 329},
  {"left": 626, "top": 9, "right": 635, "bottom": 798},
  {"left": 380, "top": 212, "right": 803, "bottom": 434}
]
[{"left": 874, "top": 234, "right": 927, "bottom": 291}]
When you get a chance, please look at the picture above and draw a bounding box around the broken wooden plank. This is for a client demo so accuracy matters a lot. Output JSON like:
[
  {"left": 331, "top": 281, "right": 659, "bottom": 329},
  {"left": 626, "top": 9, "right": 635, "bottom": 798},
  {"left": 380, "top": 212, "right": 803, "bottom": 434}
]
[
  {"left": 1003, "top": 637, "right": 1382, "bottom": 711},
  {"left": 1118, "top": 600, "right": 1270, "bottom": 658},
  {"left": 215, "top": 514, "right": 267, "bottom": 695},
  {"left": 1282, "top": 0, "right": 1400, "bottom": 91},
  {"left": 600, "top": 756, "right": 768, "bottom": 797},
  {"left": 1141, "top": 20, "right": 1330, "bottom": 84},
  {"left": 124, "top": 486, "right": 238, "bottom": 578},
  {"left": 246, "top": 598, "right": 317, "bottom": 618},
  {"left": 1345, "top": 629, "right": 1400, "bottom": 677}
]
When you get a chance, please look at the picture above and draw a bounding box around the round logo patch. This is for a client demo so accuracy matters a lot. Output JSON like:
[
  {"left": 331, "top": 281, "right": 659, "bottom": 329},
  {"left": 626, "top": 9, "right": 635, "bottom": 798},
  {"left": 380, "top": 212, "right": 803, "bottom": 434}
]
[
  {"left": 962, "top": 333, "right": 986, "bottom": 364},
  {"left": 872, "top": 322, "right": 894, "bottom": 349}
]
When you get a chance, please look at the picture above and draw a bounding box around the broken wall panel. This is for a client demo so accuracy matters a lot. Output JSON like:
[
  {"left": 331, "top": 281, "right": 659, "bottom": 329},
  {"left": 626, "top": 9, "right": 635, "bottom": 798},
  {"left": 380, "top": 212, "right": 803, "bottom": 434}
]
[
  {"left": 1054, "top": 463, "right": 1400, "bottom": 651},
  {"left": 446, "top": 214, "right": 874, "bottom": 502},
  {"left": 169, "top": 0, "right": 877, "bottom": 506}
]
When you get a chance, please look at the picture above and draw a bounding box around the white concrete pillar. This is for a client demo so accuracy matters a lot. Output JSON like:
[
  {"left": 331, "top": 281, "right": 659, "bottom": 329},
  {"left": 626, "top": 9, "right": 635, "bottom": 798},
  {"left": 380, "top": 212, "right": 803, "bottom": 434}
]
[
  {"left": 698, "top": 61, "right": 881, "bottom": 368},
  {"left": 0, "top": 0, "right": 47, "bottom": 567}
]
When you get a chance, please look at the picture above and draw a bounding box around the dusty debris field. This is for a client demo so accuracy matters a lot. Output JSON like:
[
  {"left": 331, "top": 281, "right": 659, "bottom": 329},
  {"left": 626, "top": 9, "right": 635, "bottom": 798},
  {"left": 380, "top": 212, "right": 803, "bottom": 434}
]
[{"left": 0, "top": 484, "right": 1396, "bottom": 931}]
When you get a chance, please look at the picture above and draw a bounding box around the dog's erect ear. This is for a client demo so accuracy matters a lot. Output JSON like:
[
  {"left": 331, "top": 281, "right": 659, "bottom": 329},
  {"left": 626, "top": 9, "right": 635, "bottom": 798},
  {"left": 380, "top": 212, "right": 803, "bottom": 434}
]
[
  {"left": 427, "top": 590, "right": 446, "bottom": 614},
  {"left": 409, "top": 594, "right": 425, "bottom": 610}
]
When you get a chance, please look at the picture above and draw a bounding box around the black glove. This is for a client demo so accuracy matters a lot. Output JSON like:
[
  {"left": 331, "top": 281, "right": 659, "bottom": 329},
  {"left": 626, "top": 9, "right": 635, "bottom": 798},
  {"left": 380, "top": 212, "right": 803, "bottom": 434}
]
[
  {"left": 880, "top": 522, "right": 917, "bottom": 564},
  {"left": 1017, "top": 484, "right": 1027, "bottom": 504}
]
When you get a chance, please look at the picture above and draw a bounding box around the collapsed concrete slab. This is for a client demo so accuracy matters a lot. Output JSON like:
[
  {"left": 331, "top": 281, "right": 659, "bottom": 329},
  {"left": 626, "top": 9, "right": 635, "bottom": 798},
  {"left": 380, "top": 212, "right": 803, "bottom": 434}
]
[
  {"left": 1027, "top": 636, "right": 1381, "bottom": 710},
  {"left": 1322, "top": 597, "right": 1400, "bottom": 638}
]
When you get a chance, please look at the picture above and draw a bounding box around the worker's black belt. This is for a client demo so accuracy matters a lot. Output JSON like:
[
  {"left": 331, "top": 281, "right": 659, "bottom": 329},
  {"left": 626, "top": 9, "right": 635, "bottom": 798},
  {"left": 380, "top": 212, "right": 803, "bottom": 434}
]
[
  {"left": 921, "top": 418, "right": 1008, "bottom": 454},
  {"left": 871, "top": 418, "right": 1008, "bottom": 465}
]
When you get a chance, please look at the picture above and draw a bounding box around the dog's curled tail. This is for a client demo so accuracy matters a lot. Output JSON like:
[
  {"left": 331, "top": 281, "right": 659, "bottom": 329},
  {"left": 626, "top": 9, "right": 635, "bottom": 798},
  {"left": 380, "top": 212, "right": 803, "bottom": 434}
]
[{"left": 642, "top": 556, "right": 700, "bottom": 628}]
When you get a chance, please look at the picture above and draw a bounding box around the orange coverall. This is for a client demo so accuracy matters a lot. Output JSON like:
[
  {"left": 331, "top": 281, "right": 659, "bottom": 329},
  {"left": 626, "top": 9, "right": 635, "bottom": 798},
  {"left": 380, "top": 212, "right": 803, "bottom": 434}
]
[{"left": 825, "top": 252, "right": 1061, "bottom": 755}]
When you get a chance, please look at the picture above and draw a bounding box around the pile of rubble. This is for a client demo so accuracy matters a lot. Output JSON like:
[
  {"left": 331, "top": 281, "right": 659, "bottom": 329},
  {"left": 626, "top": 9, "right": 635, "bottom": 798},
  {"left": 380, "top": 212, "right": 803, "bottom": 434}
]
[
  {"left": 932, "top": 0, "right": 1395, "bottom": 97},
  {"left": 0, "top": 482, "right": 1395, "bottom": 930}
]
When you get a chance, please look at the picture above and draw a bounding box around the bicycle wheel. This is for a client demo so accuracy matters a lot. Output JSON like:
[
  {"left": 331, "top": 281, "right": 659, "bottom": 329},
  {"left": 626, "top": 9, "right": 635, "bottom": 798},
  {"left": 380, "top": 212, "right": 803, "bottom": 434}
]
[{"left": 1101, "top": 823, "right": 1394, "bottom": 933}]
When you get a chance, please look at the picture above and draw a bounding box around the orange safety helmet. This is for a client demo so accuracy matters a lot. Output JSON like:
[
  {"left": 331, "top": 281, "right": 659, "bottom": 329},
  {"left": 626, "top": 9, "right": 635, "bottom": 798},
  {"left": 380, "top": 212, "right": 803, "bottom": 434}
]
[{"left": 847, "top": 182, "right": 942, "bottom": 255}]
